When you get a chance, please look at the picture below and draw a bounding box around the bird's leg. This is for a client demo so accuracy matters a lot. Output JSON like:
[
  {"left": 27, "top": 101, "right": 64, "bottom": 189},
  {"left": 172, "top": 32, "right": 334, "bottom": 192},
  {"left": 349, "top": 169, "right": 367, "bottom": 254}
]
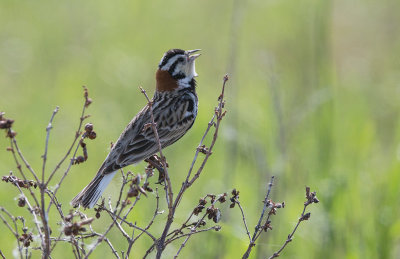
[{"left": 145, "top": 155, "right": 167, "bottom": 184}]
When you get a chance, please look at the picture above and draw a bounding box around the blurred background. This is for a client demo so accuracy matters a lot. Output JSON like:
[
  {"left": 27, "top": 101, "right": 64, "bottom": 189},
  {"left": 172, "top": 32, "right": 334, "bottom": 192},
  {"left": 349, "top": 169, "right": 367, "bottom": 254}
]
[{"left": 1, "top": 0, "right": 400, "bottom": 258}]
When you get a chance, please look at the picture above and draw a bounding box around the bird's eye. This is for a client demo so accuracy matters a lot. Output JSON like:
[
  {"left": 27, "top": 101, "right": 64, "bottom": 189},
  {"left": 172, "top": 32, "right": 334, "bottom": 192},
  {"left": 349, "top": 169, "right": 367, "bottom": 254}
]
[{"left": 177, "top": 57, "right": 184, "bottom": 62}]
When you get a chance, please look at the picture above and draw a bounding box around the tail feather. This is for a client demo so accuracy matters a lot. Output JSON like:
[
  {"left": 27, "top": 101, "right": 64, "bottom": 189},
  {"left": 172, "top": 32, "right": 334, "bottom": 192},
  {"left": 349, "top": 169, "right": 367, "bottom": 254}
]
[{"left": 71, "top": 172, "right": 117, "bottom": 209}]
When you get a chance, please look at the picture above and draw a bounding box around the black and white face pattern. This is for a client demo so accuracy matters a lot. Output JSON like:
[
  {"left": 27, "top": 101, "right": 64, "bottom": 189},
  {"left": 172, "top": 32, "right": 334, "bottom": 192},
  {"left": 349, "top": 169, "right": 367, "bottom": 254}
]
[{"left": 159, "top": 49, "right": 200, "bottom": 80}]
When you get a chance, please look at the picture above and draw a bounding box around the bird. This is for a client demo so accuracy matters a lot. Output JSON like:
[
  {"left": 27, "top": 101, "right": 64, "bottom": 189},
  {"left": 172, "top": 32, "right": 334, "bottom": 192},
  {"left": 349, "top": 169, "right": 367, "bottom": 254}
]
[{"left": 71, "top": 48, "right": 201, "bottom": 209}]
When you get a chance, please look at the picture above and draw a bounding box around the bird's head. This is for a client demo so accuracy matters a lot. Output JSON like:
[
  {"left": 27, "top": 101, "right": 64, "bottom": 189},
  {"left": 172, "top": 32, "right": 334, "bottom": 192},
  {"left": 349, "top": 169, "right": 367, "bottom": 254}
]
[{"left": 156, "top": 49, "right": 201, "bottom": 92}]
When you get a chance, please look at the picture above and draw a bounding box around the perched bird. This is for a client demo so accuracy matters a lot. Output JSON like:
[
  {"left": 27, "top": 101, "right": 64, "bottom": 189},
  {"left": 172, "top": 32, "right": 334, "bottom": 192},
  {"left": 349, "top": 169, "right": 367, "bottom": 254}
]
[{"left": 71, "top": 49, "right": 201, "bottom": 208}]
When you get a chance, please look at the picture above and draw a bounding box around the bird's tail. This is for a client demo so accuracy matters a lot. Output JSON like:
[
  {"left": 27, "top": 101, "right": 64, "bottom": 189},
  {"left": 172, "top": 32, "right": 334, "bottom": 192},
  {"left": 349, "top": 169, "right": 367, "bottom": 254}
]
[{"left": 71, "top": 171, "right": 116, "bottom": 209}]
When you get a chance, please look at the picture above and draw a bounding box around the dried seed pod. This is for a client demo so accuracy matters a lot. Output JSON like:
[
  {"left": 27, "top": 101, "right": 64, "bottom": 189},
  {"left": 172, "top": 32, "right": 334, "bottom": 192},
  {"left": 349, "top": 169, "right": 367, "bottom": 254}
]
[
  {"left": 7, "top": 130, "right": 17, "bottom": 138},
  {"left": 0, "top": 119, "right": 14, "bottom": 129},
  {"left": 213, "top": 208, "right": 221, "bottom": 223},
  {"left": 84, "top": 123, "right": 93, "bottom": 133},
  {"left": 18, "top": 197, "right": 26, "bottom": 207},
  {"left": 74, "top": 156, "right": 85, "bottom": 164},
  {"left": 88, "top": 131, "right": 97, "bottom": 140},
  {"left": 199, "top": 198, "right": 207, "bottom": 206},
  {"left": 127, "top": 186, "right": 139, "bottom": 197}
]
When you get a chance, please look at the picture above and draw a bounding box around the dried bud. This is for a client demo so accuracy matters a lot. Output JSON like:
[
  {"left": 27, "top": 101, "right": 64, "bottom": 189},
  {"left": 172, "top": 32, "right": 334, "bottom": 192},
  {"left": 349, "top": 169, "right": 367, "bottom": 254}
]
[
  {"left": 18, "top": 233, "right": 33, "bottom": 247},
  {"left": 65, "top": 214, "right": 73, "bottom": 222},
  {"left": 122, "top": 199, "right": 132, "bottom": 206},
  {"left": 85, "top": 98, "right": 92, "bottom": 107},
  {"left": 143, "top": 182, "right": 153, "bottom": 192},
  {"left": 0, "top": 119, "right": 14, "bottom": 129},
  {"left": 199, "top": 198, "right": 207, "bottom": 206},
  {"left": 269, "top": 208, "right": 277, "bottom": 215},
  {"left": 18, "top": 197, "right": 26, "bottom": 207},
  {"left": 198, "top": 220, "right": 206, "bottom": 227},
  {"left": 127, "top": 186, "right": 139, "bottom": 197},
  {"left": 209, "top": 194, "right": 216, "bottom": 203},
  {"left": 131, "top": 175, "right": 140, "bottom": 185},
  {"left": 193, "top": 205, "right": 205, "bottom": 215},
  {"left": 213, "top": 208, "right": 221, "bottom": 223},
  {"left": 88, "top": 131, "right": 97, "bottom": 140},
  {"left": 197, "top": 145, "right": 211, "bottom": 155},
  {"left": 84, "top": 123, "right": 93, "bottom": 133},
  {"left": 7, "top": 129, "right": 17, "bottom": 138},
  {"left": 72, "top": 227, "right": 79, "bottom": 236},
  {"left": 231, "top": 188, "right": 239, "bottom": 199},
  {"left": 300, "top": 212, "right": 311, "bottom": 221},
  {"left": 263, "top": 220, "right": 272, "bottom": 232},
  {"left": 74, "top": 156, "right": 85, "bottom": 164}
]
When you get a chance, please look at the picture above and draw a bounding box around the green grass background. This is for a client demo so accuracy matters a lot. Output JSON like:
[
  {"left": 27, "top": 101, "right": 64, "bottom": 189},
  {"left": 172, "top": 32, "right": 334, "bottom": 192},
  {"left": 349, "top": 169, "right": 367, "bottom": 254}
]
[{"left": 1, "top": 0, "right": 400, "bottom": 258}]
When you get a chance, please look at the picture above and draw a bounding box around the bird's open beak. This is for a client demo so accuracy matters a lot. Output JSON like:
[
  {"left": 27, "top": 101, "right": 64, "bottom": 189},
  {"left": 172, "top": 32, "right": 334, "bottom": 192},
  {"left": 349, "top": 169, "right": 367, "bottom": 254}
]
[{"left": 187, "top": 49, "right": 201, "bottom": 60}]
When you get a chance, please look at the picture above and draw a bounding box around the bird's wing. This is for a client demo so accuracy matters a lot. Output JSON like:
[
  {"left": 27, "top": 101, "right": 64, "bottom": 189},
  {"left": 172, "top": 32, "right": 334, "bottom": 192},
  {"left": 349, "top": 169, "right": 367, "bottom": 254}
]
[{"left": 115, "top": 97, "right": 195, "bottom": 167}]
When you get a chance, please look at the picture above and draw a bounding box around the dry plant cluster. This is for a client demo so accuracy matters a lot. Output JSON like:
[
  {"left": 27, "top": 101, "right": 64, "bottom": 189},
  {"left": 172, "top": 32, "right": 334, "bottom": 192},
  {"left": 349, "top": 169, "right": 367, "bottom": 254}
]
[{"left": 0, "top": 75, "right": 319, "bottom": 259}]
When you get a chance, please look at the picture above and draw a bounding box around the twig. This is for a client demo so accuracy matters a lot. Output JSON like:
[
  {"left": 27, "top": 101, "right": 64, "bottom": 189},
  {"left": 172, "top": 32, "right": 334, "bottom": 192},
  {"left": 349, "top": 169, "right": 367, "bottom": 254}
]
[
  {"left": 11, "top": 137, "right": 39, "bottom": 183},
  {"left": 42, "top": 106, "right": 59, "bottom": 183},
  {"left": 40, "top": 106, "right": 59, "bottom": 258},
  {"left": 103, "top": 237, "right": 120, "bottom": 259},
  {"left": 242, "top": 176, "right": 275, "bottom": 259},
  {"left": 234, "top": 198, "right": 252, "bottom": 242},
  {"left": 173, "top": 195, "right": 223, "bottom": 259},
  {"left": 8, "top": 139, "right": 40, "bottom": 208},
  {"left": 0, "top": 207, "right": 23, "bottom": 259},
  {"left": 102, "top": 208, "right": 156, "bottom": 241},
  {"left": 46, "top": 86, "right": 90, "bottom": 186},
  {"left": 46, "top": 88, "right": 91, "bottom": 214},
  {"left": 85, "top": 207, "right": 123, "bottom": 258},
  {"left": 5, "top": 174, "right": 44, "bottom": 251},
  {"left": 126, "top": 188, "right": 160, "bottom": 258},
  {"left": 120, "top": 172, "right": 149, "bottom": 224},
  {"left": 166, "top": 225, "right": 220, "bottom": 245},
  {"left": 268, "top": 187, "right": 319, "bottom": 259}
]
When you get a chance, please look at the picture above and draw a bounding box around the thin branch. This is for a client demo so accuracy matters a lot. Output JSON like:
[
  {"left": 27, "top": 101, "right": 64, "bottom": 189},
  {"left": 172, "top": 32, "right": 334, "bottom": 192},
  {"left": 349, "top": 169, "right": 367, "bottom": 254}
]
[
  {"left": 126, "top": 188, "right": 160, "bottom": 258},
  {"left": 254, "top": 176, "right": 275, "bottom": 237},
  {"left": 42, "top": 106, "right": 59, "bottom": 183},
  {"left": 5, "top": 175, "right": 44, "bottom": 250},
  {"left": 0, "top": 207, "right": 23, "bottom": 259},
  {"left": 174, "top": 194, "right": 223, "bottom": 259},
  {"left": 11, "top": 137, "right": 39, "bottom": 183},
  {"left": 166, "top": 225, "right": 220, "bottom": 245},
  {"left": 120, "top": 172, "right": 149, "bottom": 224},
  {"left": 46, "top": 87, "right": 90, "bottom": 186},
  {"left": 47, "top": 134, "right": 84, "bottom": 213},
  {"left": 102, "top": 208, "right": 156, "bottom": 241},
  {"left": 103, "top": 237, "right": 120, "bottom": 259},
  {"left": 8, "top": 139, "right": 40, "bottom": 208},
  {"left": 234, "top": 198, "right": 252, "bottom": 242},
  {"left": 108, "top": 199, "right": 131, "bottom": 241},
  {"left": 41, "top": 107, "right": 60, "bottom": 259},
  {"left": 268, "top": 187, "right": 319, "bottom": 259},
  {"left": 242, "top": 176, "right": 275, "bottom": 259}
]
